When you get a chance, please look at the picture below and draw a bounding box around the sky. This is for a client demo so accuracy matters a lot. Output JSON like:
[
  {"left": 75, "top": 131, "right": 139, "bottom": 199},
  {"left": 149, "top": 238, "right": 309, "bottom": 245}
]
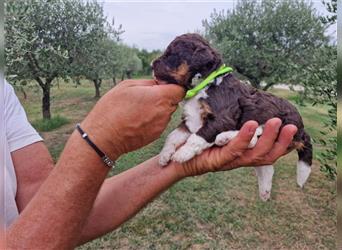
[{"left": 100, "top": 0, "right": 337, "bottom": 51}]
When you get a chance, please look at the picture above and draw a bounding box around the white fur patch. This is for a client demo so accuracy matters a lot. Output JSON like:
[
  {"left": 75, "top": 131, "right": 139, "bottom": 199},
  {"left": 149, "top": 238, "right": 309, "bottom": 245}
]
[
  {"left": 255, "top": 165, "right": 274, "bottom": 201},
  {"left": 215, "top": 130, "right": 239, "bottom": 146},
  {"left": 215, "top": 76, "right": 224, "bottom": 85},
  {"left": 214, "top": 125, "right": 264, "bottom": 148},
  {"left": 172, "top": 134, "right": 213, "bottom": 163},
  {"left": 191, "top": 73, "right": 202, "bottom": 87},
  {"left": 182, "top": 88, "right": 208, "bottom": 133},
  {"left": 159, "top": 128, "right": 190, "bottom": 166},
  {"left": 296, "top": 161, "right": 311, "bottom": 188}
]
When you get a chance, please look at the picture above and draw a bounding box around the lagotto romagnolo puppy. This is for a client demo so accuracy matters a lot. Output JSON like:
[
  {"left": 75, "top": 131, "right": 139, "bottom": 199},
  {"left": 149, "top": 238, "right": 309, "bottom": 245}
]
[{"left": 152, "top": 33, "right": 312, "bottom": 201}]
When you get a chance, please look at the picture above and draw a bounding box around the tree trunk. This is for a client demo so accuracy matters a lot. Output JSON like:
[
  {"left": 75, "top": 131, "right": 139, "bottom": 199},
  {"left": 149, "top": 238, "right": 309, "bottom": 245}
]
[
  {"left": 112, "top": 76, "right": 117, "bottom": 86},
  {"left": 234, "top": 65, "right": 261, "bottom": 89},
  {"left": 74, "top": 77, "right": 81, "bottom": 88},
  {"left": 20, "top": 87, "right": 27, "bottom": 100},
  {"left": 93, "top": 79, "right": 101, "bottom": 98},
  {"left": 42, "top": 84, "right": 51, "bottom": 120},
  {"left": 121, "top": 72, "right": 125, "bottom": 81}
]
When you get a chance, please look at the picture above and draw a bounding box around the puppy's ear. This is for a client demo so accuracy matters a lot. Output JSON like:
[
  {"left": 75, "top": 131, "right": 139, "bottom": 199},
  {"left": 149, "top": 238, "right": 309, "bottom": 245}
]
[{"left": 191, "top": 47, "right": 222, "bottom": 78}]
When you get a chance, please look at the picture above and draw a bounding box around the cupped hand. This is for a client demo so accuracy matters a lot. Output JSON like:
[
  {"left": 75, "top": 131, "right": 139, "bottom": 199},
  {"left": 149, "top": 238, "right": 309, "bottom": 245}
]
[
  {"left": 82, "top": 80, "right": 184, "bottom": 158},
  {"left": 175, "top": 118, "right": 298, "bottom": 178}
]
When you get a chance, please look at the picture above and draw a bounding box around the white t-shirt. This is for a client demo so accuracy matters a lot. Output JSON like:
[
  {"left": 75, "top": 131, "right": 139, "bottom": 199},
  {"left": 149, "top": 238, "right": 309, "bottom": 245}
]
[{"left": 1, "top": 81, "right": 43, "bottom": 228}]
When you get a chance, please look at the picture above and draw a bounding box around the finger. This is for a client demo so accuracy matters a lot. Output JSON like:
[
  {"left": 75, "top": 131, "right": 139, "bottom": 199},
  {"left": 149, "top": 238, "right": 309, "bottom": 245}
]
[
  {"left": 154, "top": 84, "right": 185, "bottom": 104},
  {"left": 219, "top": 121, "right": 258, "bottom": 162},
  {"left": 227, "top": 124, "right": 298, "bottom": 169},
  {"left": 251, "top": 118, "right": 282, "bottom": 156},
  {"left": 267, "top": 124, "right": 298, "bottom": 160}
]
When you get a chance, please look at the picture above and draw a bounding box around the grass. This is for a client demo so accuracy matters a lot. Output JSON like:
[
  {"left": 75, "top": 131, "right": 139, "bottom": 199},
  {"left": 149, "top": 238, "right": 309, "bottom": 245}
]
[
  {"left": 16, "top": 80, "right": 336, "bottom": 249},
  {"left": 32, "top": 115, "right": 70, "bottom": 132}
]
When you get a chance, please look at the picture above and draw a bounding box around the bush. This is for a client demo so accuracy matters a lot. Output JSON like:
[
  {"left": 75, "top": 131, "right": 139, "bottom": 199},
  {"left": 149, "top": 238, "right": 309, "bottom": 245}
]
[{"left": 32, "top": 115, "right": 69, "bottom": 132}]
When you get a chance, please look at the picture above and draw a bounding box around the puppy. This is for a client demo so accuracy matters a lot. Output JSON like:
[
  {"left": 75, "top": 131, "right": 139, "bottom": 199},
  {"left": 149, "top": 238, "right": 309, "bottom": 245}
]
[{"left": 152, "top": 33, "right": 312, "bottom": 201}]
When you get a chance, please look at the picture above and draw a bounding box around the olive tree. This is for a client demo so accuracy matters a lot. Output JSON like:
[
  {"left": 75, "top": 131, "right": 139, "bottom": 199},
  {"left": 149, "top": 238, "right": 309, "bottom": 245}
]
[
  {"left": 203, "top": 0, "right": 328, "bottom": 90},
  {"left": 119, "top": 45, "right": 143, "bottom": 80},
  {"left": 71, "top": 18, "right": 124, "bottom": 97},
  {"left": 5, "top": 0, "right": 109, "bottom": 119}
]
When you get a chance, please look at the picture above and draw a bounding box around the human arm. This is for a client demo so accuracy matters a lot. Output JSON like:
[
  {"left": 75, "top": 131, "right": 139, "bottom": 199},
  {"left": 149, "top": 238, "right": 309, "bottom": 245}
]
[
  {"left": 7, "top": 80, "right": 184, "bottom": 250},
  {"left": 78, "top": 118, "right": 297, "bottom": 244}
]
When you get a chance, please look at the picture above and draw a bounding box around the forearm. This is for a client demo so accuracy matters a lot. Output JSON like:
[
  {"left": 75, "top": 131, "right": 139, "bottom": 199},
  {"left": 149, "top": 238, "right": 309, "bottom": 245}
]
[
  {"left": 7, "top": 129, "right": 117, "bottom": 250},
  {"left": 78, "top": 156, "right": 183, "bottom": 245}
]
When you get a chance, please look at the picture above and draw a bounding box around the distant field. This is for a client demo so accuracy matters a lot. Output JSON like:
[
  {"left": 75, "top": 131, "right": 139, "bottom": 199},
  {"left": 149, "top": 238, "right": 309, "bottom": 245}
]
[{"left": 17, "top": 80, "right": 336, "bottom": 249}]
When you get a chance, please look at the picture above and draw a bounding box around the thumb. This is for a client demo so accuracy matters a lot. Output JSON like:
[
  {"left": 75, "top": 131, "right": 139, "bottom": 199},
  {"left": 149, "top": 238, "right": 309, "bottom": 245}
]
[{"left": 154, "top": 84, "right": 185, "bottom": 104}]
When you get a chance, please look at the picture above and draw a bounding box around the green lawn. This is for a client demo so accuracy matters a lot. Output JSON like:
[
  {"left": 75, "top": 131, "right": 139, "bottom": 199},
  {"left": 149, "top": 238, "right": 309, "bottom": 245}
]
[{"left": 17, "top": 80, "right": 336, "bottom": 249}]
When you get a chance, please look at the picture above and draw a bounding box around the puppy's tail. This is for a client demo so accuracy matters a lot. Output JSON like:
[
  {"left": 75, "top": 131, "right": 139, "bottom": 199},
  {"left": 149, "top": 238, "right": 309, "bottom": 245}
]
[{"left": 296, "top": 131, "right": 312, "bottom": 188}]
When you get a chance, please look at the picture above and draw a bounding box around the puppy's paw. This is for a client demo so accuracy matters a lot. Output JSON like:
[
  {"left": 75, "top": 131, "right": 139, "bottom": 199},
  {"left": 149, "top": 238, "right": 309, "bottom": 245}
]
[
  {"left": 159, "top": 147, "right": 175, "bottom": 166},
  {"left": 248, "top": 136, "right": 258, "bottom": 148},
  {"left": 259, "top": 190, "right": 271, "bottom": 202},
  {"left": 215, "top": 131, "right": 239, "bottom": 146},
  {"left": 172, "top": 146, "right": 195, "bottom": 163},
  {"left": 248, "top": 125, "right": 264, "bottom": 148}
]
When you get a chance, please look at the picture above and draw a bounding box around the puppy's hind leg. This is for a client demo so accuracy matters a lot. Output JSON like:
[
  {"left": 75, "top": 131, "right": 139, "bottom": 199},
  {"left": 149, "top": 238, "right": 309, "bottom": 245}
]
[
  {"left": 255, "top": 165, "right": 274, "bottom": 201},
  {"left": 159, "top": 124, "right": 191, "bottom": 166}
]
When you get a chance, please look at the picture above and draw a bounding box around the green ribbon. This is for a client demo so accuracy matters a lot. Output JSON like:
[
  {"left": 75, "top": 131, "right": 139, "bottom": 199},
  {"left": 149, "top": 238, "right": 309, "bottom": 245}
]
[{"left": 185, "top": 65, "right": 233, "bottom": 100}]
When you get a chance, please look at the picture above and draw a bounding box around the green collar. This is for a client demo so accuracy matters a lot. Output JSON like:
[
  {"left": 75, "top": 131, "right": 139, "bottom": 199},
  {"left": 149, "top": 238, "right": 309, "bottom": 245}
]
[{"left": 185, "top": 65, "right": 233, "bottom": 99}]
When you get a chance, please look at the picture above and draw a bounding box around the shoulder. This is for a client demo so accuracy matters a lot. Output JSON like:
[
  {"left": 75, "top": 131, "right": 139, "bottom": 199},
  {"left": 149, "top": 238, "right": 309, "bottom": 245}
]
[
  {"left": 4, "top": 81, "right": 19, "bottom": 108},
  {"left": 4, "top": 80, "right": 43, "bottom": 152}
]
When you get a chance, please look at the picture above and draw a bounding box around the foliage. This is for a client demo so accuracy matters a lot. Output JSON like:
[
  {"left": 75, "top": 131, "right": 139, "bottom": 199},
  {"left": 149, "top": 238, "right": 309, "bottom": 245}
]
[
  {"left": 302, "top": 45, "right": 337, "bottom": 179},
  {"left": 320, "top": 0, "right": 337, "bottom": 24},
  {"left": 119, "top": 45, "right": 143, "bottom": 79},
  {"left": 32, "top": 115, "right": 69, "bottom": 132},
  {"left": 71, "top": 19, "right": 123, "bottom": 97},
  {"left": 137, "top": 49, "right": 162, "bottom": 76},
  {"left": 300, "top": 0, "right": 337, "bottom": 180},
  {"left": 203, "top": 0, "right": 328, "bottom": 90},
  {"left": 5, "top": 0, "right": 111, "bottom": 118}
]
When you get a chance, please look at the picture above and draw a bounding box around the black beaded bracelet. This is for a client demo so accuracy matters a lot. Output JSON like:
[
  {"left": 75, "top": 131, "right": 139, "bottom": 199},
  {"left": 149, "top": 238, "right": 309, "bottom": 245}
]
[{"left": 76, "top": 123, "right": 116, "bottom": 169}]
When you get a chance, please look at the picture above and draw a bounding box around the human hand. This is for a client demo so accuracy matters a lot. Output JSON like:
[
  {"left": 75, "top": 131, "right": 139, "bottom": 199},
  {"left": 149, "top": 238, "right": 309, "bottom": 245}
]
[
  {"left": 82, "top": 80, "right": 184, "bottom": 159},
  {"left": 174, "top": 118, "right": 298, "bottom": 178}
]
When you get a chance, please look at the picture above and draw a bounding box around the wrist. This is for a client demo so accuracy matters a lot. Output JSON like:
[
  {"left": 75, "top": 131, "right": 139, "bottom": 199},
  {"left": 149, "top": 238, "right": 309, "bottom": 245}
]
[
  {"left": 80, "top": 118, "right": 122, "bottom": 161},
  {"left": 166, "top": 161, "right": 189, "bottom": 180}
]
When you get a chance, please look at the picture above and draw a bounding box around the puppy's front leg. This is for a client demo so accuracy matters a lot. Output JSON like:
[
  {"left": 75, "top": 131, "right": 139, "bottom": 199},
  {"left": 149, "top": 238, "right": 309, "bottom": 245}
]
[
  {"left": 159, "top": 123, "right": 191, "bottom": 166},
  {"left": 172, "top": 133, "right": 213, "bottom": 163}
]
